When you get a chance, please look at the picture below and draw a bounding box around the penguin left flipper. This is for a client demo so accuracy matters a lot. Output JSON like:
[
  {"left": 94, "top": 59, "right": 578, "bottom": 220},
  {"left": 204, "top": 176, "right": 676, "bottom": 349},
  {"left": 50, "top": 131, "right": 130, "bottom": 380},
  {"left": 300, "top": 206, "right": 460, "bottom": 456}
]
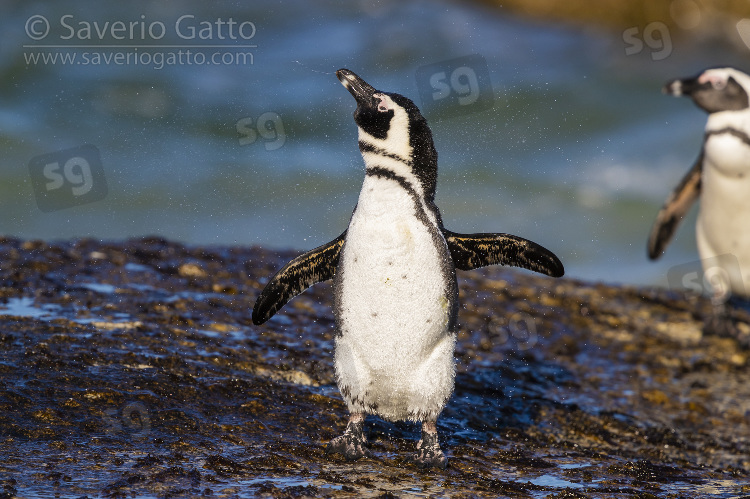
[
  {"left": 252, "top": 231, "right": 347, "bottom": 325},
  {"left": 443, "top": 230, "right": 564, "bottom": 277},
  {"left": 647, "top": 150, "right": 703, "bottom": 260}
]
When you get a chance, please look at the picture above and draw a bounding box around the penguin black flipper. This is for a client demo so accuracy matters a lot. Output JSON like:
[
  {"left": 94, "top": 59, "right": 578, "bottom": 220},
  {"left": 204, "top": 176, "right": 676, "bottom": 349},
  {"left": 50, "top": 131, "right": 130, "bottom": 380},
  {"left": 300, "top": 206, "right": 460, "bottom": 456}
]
[
  {"left": 443, "top": 230, "right": 564, "bottom": 277},
  {"left": 252, "top": 231, "right": 346, "bottom": 325},
  {"left": 647, "top": 149, "right": 703, "bottom": 260}
]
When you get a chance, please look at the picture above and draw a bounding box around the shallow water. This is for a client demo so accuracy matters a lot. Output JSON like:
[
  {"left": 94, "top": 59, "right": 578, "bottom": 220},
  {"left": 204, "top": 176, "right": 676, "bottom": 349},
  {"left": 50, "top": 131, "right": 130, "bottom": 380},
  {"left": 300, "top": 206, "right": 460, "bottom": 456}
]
[{"left": 2, "top": 1, "right": 748, "bottom": 289}]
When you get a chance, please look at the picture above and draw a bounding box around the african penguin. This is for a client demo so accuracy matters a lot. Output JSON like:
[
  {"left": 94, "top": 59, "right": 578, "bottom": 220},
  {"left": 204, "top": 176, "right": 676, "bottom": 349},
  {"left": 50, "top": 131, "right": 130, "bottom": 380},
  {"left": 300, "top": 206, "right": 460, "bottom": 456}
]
[
  {"left": 648, "top": 66, "right": 750, "bottom": 337},
  {"left": 252, "top": 69, "right": 564, "bottom": 469}
]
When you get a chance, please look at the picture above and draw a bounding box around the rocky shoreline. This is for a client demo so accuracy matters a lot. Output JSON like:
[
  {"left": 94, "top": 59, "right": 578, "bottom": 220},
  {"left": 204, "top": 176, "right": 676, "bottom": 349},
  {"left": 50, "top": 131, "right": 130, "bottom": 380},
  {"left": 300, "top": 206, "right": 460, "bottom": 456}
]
[{"left": 1, "top": 237, "right": 749, "bottom": 497}]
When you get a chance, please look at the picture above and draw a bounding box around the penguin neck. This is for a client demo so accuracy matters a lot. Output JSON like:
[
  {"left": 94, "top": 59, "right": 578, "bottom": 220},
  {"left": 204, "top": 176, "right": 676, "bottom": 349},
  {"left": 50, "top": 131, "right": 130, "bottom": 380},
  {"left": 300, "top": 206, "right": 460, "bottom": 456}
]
[
  {"left": 358, "top": 124, "right": 438, "bottom": 202},
  {"left": 706, "top": 106, "right": 750, "bottom": 134},
  {"left": 409, "top": 119, "right": 438, "bottom": 201}
]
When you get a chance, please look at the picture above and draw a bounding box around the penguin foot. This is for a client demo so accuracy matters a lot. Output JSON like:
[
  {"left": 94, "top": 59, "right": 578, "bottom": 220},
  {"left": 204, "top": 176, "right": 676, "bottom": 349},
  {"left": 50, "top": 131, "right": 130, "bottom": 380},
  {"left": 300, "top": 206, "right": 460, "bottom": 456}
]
[
  {"left": 703, "top": 298, "right": 741, "bottom": 342},
  {"left": 325, "top": 419, "right": 372, "bottom": 461},
  {"left": 410, "top": 429, "right": 447, "bottom": 469}
]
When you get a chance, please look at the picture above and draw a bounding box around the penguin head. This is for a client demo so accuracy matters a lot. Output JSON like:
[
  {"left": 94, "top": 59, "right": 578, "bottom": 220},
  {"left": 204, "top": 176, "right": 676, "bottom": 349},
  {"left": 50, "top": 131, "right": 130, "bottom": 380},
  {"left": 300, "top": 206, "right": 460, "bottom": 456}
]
[
  {"left": 336, "top": 68, "right": 438, "bottom": 196},
  {"left": 664, "top": 67, "right": 750, "bottom": 114},
  {"left": 339, "top": 68, "right": 436, "bottom": 146}
]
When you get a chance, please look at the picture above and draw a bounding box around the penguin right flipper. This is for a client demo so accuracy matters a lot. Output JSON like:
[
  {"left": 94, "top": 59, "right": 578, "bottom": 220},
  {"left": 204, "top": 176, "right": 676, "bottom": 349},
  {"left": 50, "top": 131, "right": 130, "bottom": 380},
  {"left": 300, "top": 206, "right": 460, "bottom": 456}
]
[
  {"left": 444, "top": 230, "right": 564, "bottom": 277},
  {"left": 252, "top": 231, "right": 346, "bottom": 325},
  {"left": 647, "top": 149, "right": 703, "bottom": 260}
]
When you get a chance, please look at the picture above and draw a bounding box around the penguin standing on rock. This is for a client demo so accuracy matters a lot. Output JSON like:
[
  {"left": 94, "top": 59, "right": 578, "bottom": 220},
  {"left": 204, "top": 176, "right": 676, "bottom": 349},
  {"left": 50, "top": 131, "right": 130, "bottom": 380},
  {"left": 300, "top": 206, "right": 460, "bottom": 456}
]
[
  {"left": 648, "top": 67, "right": 750, "bottom": 337},
  {"left": 252, "top": 69, "right": 564, "bottom": 469}
]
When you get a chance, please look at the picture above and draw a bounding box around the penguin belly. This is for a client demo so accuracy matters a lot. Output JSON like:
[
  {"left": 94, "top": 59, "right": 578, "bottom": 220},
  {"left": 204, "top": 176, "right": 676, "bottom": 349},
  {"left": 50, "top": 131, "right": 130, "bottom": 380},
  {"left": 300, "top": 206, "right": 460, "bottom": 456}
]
[
  {"left": 333, "top": 177, "right": 457, "bottom": 422},
  {"left": 696, "top": 133, "right": 750, "bottom": 298}
]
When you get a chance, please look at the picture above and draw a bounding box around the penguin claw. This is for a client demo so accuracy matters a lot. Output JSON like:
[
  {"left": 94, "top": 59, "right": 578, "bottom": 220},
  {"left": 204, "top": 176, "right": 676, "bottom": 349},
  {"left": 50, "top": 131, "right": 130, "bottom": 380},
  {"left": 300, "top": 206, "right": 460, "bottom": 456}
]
[
  {"left": 410, "top": 450, "right": 448, "bottom": 470},
  {"left": 325, "top": 420, "right": 372, "bottom": 461},
  {"left": 409, "top": 431, "right": 448, "bottom": 470},
  {"left": 325, "top": 436, "right": 372, "bottom": 460}
]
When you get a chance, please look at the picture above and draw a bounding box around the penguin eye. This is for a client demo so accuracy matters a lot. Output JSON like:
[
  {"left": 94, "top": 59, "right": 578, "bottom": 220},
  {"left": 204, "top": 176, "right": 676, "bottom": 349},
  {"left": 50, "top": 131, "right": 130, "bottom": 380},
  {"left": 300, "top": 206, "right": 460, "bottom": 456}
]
[
  {"left": 700, "top": 74, "right": 728, "bottom": 90},
  {"left": 374, "top": 94, "right": 392, "bottom": 113},
  {"left": 712, "top": 78, "right": 727, "bottom": 90}
]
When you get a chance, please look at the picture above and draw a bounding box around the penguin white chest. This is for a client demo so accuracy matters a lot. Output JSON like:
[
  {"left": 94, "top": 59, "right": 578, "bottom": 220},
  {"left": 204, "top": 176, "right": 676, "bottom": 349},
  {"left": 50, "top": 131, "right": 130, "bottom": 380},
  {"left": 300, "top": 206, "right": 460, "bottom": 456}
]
[
  {"left": 336, "top": 176, "right": 453, "bottom": 346},
  {"left": 697, "top": 132, "right": 750, "bottom": 297},
  {"left": 332, "top": 175, "right": 457, "bottom": 421}
]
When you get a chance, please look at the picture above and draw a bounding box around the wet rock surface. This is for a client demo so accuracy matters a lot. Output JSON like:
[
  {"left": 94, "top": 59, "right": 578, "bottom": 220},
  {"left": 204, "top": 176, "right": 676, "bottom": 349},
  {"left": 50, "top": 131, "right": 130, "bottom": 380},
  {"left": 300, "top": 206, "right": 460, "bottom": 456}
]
[{"left": 1, "top": 237, "right": 750, "bottom": 497}]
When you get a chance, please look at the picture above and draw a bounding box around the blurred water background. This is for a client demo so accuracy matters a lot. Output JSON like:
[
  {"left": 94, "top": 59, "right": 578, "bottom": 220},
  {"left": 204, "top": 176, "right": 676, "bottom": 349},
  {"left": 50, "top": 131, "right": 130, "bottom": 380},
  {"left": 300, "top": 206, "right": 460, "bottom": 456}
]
[{"left": 1, "top": 0, "right": 749, "bottom": 287}]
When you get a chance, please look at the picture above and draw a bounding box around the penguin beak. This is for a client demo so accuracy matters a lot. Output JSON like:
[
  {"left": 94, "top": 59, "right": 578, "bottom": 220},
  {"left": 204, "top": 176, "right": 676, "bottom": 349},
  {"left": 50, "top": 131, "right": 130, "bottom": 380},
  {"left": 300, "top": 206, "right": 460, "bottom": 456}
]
[
  {"left": 337, "top": 68, "right": 378, "bottom": 107},
  {"left": 663, "top": 77, "right": 700, "bottom": 97}
]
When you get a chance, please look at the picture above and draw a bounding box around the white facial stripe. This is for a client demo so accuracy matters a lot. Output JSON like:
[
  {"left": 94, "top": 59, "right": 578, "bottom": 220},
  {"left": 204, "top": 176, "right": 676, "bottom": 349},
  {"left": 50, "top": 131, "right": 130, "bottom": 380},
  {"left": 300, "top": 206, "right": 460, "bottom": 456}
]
[
  {"left": 356, "top": 94, "right": 415, "bottom": 189},
  {"left": 700, "top": 68, "right": 750, "bottom": 129},
  {"left": 355, "top": 93, "right": 441, "bottom": 227},
  {"left": 698, "top": 72, "right": 727, "bottom": 89},
  {"left": 357, "top": 99, "right": 412, "bottom": 161},
  {"left": 703, "top": 68, "right": 750, "bottom": 92},
  {"left": 374, "top": 93, "right": 392, "bottom": 112}
]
